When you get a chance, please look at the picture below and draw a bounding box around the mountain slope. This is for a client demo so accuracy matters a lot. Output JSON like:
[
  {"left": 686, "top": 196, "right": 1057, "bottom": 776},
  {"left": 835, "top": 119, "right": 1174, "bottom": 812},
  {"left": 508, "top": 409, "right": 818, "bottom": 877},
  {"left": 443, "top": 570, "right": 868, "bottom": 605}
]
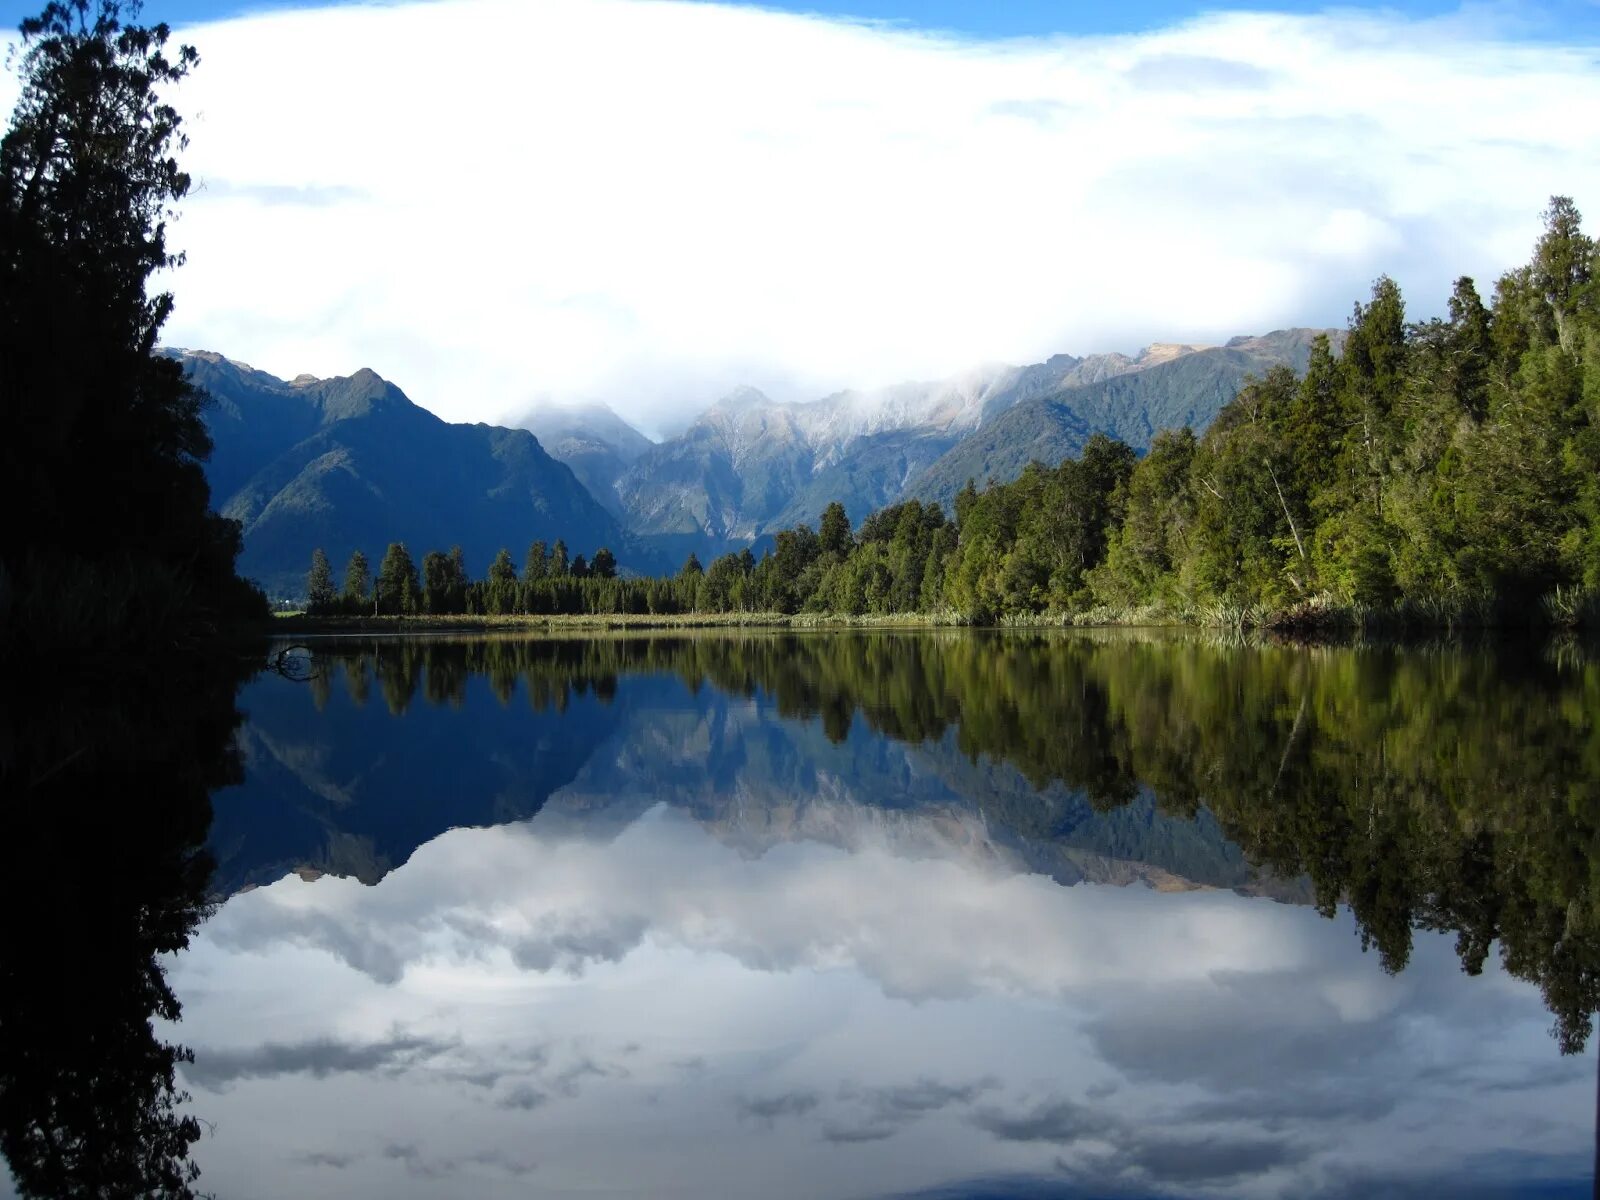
[
  {"left": 184, "top": 353, "right": 632, "bottom": 596},
  {"left": 906, "top": 330, "right": 1332, "bottom": 509},
  {"left": 615, "top": 332, "right": 1332, "bottom": 544},
  {"left": 521, "top": 402, "right": 654, "bottom": 518}
]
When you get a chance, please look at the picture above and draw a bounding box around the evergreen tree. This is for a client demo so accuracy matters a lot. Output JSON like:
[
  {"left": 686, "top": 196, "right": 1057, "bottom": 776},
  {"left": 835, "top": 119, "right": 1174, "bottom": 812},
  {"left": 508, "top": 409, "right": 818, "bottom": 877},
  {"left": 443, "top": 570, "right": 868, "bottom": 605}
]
[
  {"left": 421, "top": 550, "right": 452, "bottom": 614},
  {"left": 819, "top": 502, "right": 852, "bottom": 557},
  {"left": 550, "top": 539, "right": 570, "bottom": 577},
  {"left": 343, "top": 550, "right": 371, "bottom": 611},
  {"left": 306, "top": 549, "right": 335, "bottom": 613},
  {"left": 487, "top": 547, "right": 517, "bottom": 614},
  {"left": 522, "top": 540, "right": 549, "bottom": 583},
  {"left": 590, "top": 547, "right": 618, "bottom": 579},
  {"left": 376, "top": 543, "right": 420, "bottom": 614},
  {"left": 1, "top": 0, "right": 263, "bottom": 645}
]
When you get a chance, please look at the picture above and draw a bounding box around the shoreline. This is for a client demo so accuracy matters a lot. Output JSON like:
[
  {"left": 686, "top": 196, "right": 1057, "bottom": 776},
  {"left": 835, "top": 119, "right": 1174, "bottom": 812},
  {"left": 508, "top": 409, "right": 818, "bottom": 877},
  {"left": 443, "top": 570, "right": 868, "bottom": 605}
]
[{"left": 269, "top": 606, "right": 1593, "bottom": 638}]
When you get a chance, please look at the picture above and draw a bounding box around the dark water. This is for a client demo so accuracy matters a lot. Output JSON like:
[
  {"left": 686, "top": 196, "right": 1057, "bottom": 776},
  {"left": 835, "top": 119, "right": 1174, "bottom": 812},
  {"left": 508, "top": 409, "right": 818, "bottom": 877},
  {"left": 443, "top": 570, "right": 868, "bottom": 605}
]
[{"left": 4, "top": 630, "right": 1598, "bottom": 1199}]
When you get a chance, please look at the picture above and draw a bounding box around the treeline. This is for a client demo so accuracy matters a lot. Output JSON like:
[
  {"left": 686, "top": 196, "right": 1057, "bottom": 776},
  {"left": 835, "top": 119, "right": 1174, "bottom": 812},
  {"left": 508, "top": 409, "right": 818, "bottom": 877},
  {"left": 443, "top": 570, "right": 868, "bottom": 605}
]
[
  {"left": 306, "top": 539, "right": 637, "bottom": 616},
  {"left": 308, "top": 198, "right": 1600, "bottom": 628},
  {"left": 938, "top": 196, "right": 1600, "bottom": 625}
]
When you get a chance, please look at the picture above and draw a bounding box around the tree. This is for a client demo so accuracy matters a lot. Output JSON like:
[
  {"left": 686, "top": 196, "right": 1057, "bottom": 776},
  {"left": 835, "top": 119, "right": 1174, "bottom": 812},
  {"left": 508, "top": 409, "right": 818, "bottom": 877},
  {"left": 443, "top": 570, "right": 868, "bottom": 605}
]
[
  {"left": 550, "top": 539, "right": 570, "bottom": 577},
  {"left": 343, "top": 550, "right": 371, "bottom": 610},
  {"left": 0, "top": 0, "right": 263, "bottom": 641},
  {"left": 421, "top": 550, "right": 452, "bottom": 614},
  {"left": 679, "top": 552, "right": 704, "bottom": 579},
  {"left": 487, "top": 547, "right": 517, "bottom": 613},
  {"left": 522, "top": 540, "right": 549, "bottom": 583},
  {"left": 591, "top": 547, "right": 617, "bottom": 579},
  {"left": 819, "top": 502, "right": 852, "bottom": 557},
  {"left": 306, "top": 549, "right": 335, "bottom": 613},
  {"left": 376, "top": 543, "right": 419, "bottom": 614},
  {"left": 1532, "top": 196, "right": 1594, "bottom": 354}
]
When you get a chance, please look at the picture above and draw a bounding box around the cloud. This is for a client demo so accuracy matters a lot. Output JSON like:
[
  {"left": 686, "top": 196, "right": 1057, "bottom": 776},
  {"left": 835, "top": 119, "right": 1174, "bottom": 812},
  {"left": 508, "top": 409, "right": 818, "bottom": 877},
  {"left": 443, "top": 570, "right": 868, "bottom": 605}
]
[
  {"left": 969, "top": 1097, "right": 1115, "bottom": 1144},
  {"left": 970, "top": 1094, "right": 1313, "bottom": 1187},
  {"left": 737, "top": 1090, "right": 822, "bottom": 1124},
  {"left": 183, "top": 1030, "right": 452, "bottom": 1090},
  {"left": 169, "top": 809, "right": 1594, "bottom": 1200},
  {"left": 45, "top": 0, "right": 1581, "bottom": 433},
  {"left": 202, "top": 808, "right": 1309, "bottom": 999},
  {"left": 822, "top": 1077, "right": 998, "bottom": 1142}
]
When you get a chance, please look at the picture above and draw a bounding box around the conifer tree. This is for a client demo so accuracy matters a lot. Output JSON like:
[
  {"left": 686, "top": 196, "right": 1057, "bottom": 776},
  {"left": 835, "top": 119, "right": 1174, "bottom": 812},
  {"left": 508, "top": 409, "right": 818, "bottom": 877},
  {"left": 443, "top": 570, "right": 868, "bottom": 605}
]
[
  {"left": 306, "top": 549, "right": 335, "bottom": 613},
  {"left": 343, "top": 550, "right": 371, "bottom": 610},
  {"left": 375, "top": 543, "right": 419, "bottom": 614}
]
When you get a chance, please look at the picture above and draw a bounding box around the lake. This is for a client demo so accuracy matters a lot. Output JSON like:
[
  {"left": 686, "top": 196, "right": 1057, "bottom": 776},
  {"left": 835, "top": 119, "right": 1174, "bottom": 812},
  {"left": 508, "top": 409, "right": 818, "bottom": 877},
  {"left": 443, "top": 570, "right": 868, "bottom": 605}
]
[{"left": 4, "top": 630, "right": 1597, "bottom": 1199}]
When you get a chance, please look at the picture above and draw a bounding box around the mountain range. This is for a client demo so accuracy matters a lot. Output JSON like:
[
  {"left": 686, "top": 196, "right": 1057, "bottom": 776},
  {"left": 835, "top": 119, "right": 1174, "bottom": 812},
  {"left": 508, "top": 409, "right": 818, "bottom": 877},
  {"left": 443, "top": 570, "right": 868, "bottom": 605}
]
[
  {"left": 186, "top": 329, "right": 1332, "bottom": 596},
  {"left": 184, "top": 351, "right": 633, "bottom": 596}
]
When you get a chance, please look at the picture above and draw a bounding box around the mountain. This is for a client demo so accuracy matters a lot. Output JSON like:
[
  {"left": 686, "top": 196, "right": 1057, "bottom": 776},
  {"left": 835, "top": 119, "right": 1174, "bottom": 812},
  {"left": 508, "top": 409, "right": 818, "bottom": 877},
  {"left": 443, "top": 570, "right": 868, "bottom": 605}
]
[
  {"left": 905, "top": 330, "right": 1333, "bottom": 509},
  {"left": 520, "top": 402, "right": 654, "bottom": 518},
  {"left": 209, "top": 636, "right": 1298, "bottom": 902},
  {"left": 614, "top": 331, "right": 1332, "bottom": 544},
  {"left": 183, "top": 352, "right": 635, "bottom": 597}
]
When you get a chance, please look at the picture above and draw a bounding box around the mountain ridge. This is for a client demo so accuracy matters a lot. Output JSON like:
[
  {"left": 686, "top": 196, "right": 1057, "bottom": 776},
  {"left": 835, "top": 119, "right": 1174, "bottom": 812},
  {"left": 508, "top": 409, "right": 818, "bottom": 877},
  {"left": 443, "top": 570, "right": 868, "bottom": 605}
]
[
  {"left": 183, "top": 352, "right": 641, "bottom": 596},
  {"left": 606, "top": 329, "right": 1335, "bottom": 542}
]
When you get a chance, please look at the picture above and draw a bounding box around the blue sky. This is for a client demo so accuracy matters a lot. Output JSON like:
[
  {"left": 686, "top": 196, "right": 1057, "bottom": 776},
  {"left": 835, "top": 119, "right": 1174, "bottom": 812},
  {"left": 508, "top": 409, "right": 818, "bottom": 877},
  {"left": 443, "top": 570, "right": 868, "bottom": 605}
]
[{"left": 2, "top": 0, "right": 1598, "bottom": 39}]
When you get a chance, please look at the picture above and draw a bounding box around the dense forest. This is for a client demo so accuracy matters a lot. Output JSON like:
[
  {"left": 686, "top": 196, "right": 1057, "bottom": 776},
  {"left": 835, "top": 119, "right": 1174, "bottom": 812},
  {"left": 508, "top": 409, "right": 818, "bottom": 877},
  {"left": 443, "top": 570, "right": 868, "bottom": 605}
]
[{"left": 310, "top": 198, "right": 1599, "bottom": 630}]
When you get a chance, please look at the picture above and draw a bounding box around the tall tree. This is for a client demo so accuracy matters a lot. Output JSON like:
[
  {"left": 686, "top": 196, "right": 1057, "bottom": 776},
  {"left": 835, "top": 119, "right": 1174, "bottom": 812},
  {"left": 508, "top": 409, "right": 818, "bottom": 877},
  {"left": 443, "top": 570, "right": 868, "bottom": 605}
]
[
  {"left": 305, "top": 548, "right": 335, "bottom": 613},
  {"left": 375, "top": 543, "right": 419, "bottom": 614},
  {"left": 0, "top": 0, "right": 262, "bottom": 644},
  {"left": 487, "top": 547, "right": 517, "bottom": 614},
  {"left": 522, "top": 540, "right": 549, "bottom": 583},
  {"left": 819, "top": 501, "right": 852, "bottom": 557},
  {"left": 590, "top": 547, "right": 617, "bottom": 579},
  {"left": 343, "top": 550, "right": 371, "bottom": 609}
]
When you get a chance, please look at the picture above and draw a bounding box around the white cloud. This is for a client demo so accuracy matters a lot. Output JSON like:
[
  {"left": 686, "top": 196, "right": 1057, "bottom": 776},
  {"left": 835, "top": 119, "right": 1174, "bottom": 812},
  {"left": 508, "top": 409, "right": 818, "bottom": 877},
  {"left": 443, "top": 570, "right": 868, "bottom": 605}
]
[
  {"left": 10, "top": 1, "right": 1600, "bottom": 431},
  {"left": 165, "top": 807, "right": 1595, "bottom": 1199}
]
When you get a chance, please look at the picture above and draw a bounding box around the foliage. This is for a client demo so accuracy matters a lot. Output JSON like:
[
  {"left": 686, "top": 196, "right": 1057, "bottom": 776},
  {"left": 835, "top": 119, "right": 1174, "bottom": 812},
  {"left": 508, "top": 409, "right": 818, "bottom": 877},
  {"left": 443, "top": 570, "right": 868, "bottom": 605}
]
[{"left": 0, "top": 0, "right": 265, "bottom": 654}]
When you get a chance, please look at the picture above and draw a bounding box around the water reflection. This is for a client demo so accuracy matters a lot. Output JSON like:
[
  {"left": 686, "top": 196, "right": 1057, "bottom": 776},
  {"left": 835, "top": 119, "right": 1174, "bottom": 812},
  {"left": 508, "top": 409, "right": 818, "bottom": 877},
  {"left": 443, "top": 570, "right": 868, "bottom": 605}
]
[
  {"left": 217, "top": 632, "right": 1600, "bottom": 1054},
  {"left": 8, "top": 630, "right": 1596, "bottom": 1198},
  {"left": 0, "top": 644, "right": 257, "bottom": 1199}
]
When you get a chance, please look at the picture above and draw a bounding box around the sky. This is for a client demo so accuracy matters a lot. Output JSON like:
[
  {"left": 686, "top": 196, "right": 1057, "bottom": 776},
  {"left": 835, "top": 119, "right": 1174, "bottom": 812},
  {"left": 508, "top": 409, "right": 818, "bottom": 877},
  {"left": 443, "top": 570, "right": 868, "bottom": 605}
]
[{"left": 3, "top": 0, "right": 1600, "bottom": 433}]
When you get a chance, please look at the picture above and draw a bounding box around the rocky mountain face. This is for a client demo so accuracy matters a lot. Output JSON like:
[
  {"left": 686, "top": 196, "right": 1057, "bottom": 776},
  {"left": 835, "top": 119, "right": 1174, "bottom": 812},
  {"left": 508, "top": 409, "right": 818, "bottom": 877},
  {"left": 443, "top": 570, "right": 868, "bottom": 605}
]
[
  {"left": 606, "top": 330, "right": 1333, "bottom": 545},
  {"left": 520, "top": 401, "right": 655, "bottom": 519},
  {"left": 905, "top": 330, "right": 1333, "bottom": 509},
  {"left": 185, "top": 352, "right": 636, "bottom": 597}
]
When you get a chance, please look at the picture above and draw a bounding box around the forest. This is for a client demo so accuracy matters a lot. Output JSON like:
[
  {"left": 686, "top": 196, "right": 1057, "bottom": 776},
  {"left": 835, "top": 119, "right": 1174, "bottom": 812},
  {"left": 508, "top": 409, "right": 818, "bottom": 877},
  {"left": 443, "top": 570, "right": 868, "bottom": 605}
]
[{"left": 308, "top": 197, "right": 1600, "bottom": 630}]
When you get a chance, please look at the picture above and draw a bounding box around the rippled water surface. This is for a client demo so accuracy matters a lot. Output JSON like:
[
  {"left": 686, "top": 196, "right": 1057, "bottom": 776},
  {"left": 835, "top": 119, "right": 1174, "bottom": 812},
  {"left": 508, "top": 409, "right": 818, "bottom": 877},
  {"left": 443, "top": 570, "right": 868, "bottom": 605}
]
[{"left": 8, "top": 631, "right": 1598, "bottom": 1199}]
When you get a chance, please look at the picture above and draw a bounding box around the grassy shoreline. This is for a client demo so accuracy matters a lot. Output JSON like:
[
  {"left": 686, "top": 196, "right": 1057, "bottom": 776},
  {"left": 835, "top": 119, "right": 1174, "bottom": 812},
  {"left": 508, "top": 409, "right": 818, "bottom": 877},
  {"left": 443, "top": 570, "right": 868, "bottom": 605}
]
[
  {"left": 271, "top": 589, "right": 1599, "bottom": 637},
  {"left": 270, "top": 610, "right": 978, "bottom": 634}
]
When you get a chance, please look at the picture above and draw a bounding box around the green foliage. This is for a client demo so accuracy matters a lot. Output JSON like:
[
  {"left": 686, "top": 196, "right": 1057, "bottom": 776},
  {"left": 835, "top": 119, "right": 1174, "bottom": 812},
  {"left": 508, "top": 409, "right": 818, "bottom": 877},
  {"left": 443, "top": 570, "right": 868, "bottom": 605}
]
[
  {"left": 342, "top": 550, "right": 370, "bottom": 608},
  {"left": 375, "top": 543, "right": 420, "bottom": 614},
  {"left": 306, "top": 549, "right": 335, "bottom": 614}
]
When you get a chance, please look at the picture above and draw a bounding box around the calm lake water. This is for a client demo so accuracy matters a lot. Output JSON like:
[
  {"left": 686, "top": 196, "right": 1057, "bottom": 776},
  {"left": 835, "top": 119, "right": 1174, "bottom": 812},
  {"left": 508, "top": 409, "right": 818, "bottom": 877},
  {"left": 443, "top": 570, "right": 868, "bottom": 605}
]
[{"left": 6, "top": 630, "right": 1597, "bottom": 1199}]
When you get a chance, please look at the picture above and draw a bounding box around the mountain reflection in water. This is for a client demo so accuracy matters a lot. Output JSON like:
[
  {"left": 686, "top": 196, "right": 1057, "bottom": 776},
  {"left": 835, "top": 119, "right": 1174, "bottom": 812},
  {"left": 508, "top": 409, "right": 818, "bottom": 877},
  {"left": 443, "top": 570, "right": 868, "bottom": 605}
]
[{"left": 5, "top": 630, "right": 1598, "bottom": 1199}]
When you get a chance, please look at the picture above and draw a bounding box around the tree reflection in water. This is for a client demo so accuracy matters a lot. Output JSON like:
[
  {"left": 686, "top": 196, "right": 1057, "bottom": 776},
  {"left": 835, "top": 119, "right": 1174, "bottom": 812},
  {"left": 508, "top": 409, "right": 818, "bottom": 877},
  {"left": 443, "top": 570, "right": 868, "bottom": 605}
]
[
  {"left": 3, "top": 628, "right": 1597, "bottom": 1196},
  {"left": 0, "top": 645, "right": 258, "bottom": 1199},
  {"left": 297, "top": 630, "right": 1600, "bottom": 1055}
]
